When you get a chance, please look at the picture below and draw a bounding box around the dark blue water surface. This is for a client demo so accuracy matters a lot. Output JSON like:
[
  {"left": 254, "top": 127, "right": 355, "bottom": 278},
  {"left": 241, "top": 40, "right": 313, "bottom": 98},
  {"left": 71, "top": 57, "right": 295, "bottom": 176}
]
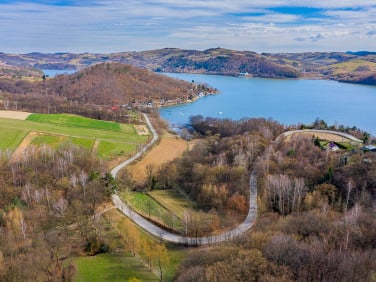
[{"left": 159, "top": 73, "right": 376, "bottom": 135}]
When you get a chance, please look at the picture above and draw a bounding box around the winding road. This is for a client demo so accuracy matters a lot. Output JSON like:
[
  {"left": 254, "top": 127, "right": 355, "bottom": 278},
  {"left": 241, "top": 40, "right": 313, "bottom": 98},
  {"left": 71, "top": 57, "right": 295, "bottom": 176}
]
[
  {"left": 110, "top": 113, "right": 258, "bottom": 245},
  {"left": 110, "top": 116, "right": 363, "bottom": 246},
  {"left": 275, "top": 129, "right": 363, "bottom": 143}
]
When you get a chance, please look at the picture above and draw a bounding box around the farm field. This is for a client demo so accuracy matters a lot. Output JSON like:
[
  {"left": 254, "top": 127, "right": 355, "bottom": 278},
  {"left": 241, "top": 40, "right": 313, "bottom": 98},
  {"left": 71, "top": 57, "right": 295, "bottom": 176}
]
[
  {"left": 0, "top": 127, "right": 28, "bottom": 151},
  {"left": 0, "top": 113, "right": 149, "bottom": 161},
  {"left": 0, "top": 110, "right": 31, "bottom": 120},
  {"left": 128, "top": 134, "right": 190, "bottom": 183}
]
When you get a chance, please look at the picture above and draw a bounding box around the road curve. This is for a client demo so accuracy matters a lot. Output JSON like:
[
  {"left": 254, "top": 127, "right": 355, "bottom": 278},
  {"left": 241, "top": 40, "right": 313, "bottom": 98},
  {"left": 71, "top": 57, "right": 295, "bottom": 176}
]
[
  {"left": 275, "top": 129, "right": 363, "bottom": 143},
  {"left": 111, "top": 113, "right": 159, "bottom": 178},
  {"left": 110, "top": 113, "right": 258, "bottom": 245}
]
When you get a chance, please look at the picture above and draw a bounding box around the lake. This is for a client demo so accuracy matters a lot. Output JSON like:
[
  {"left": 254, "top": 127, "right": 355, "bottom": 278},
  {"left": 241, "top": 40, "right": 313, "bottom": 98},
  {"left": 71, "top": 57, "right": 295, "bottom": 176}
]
[
  {"left": 159, "top": 73, "right": 376, "bottom": 135},
  {"left": 42, "top": 69, "right": 77, "bottom": 77}
]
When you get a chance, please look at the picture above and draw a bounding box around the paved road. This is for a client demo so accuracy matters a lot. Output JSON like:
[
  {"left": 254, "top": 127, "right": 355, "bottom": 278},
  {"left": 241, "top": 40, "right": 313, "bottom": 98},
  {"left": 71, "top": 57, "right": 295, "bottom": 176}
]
[
  {"left": 276, "top": 129, "right": 363, "bottom": 143},
  {"left": 110, "top": 113, "right": 258, "bottom": 245},
  {"left": 111, "top": 113, "right": 159, "bottom": 178},
  {"left": 112, "top": 172, "right": 257, "bottom": 245}
]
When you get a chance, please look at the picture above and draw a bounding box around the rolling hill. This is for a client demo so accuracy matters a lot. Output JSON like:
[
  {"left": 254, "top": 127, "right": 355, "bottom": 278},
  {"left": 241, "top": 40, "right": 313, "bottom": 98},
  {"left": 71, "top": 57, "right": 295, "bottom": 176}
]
[
  {"left": 2, "top": 48, "right": 376, "bottom": 84},
  {"left": 0, "top": 63, "right": 198, "bottom": 118}
]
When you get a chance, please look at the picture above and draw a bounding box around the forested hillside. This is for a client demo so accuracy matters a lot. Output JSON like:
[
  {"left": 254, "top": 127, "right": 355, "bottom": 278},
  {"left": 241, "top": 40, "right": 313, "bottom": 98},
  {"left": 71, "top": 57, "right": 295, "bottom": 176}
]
[
  {"left": 141, "top": 116, "right": 376, "bottom": 281},
  {"left": 0, "top": 111, "right": 375, "bottom": 280},
  {"left": 0, "top": 63, "right": 196, "bottom": 121}
]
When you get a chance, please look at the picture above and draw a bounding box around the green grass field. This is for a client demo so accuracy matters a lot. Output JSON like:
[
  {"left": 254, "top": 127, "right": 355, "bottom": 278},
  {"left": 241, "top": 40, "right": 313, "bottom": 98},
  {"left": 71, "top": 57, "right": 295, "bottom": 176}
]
[
  {"left": 0, "top": 127, "right": 28, "bottom": 151},
  {"left": 27, "top": 113, "right": 122, "bottom": 132},
  {"left": 325, "top": 59, "right": 376, "bottom": 75},
  {"left": 97, "top": 209, "right": 185, "bottom": 282},
  {"left": 73, "top": 253, "right": 158, "bottom": 282},
  {"left": 31, "top": 134, "right": 66, "bottom": 148},
  {"left": 0, "top": 114, "right": 148, "bottom": 160},
  {"left": 122, "top": 189, "right": 216, "bottom": 233},
  {"left": 148, "top": 189, "right": 215, "bottom": 227},
  {"left": 147, "top": 190, "right": 198, "bottom": 220},
  {"left": 98, "top": 141, "right": 138, "bottom": 159},
  {"left": 121, "top": 192, "right": 182, "bottom": 230}
]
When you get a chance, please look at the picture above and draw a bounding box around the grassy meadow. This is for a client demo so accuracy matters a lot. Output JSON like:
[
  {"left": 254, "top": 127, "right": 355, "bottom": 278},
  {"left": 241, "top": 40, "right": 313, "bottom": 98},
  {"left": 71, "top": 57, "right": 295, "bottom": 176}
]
[
  {"left": 121, "top": 191, "right": 183, "bottom": 230},
  {"left": 0, "top": 113, "right": 148, "bottom": 160},
  {"left": 0, "top": 127, "right": 28, "bottom": 151},
  {"left": 73, "top": 253, "right": 158, "bottom": 282},
  {"left": 78, "top": 209, "right": 186, "bottom": 282},
  {"left": 148, "top": 190, "right": 217, "bottom": 229},
  {"left": 121, "top": 189, "right": 217, "bottom": 234}
]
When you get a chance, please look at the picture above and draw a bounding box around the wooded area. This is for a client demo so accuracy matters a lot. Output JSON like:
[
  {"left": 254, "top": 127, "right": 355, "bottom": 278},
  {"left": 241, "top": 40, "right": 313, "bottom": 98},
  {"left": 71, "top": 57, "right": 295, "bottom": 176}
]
[
  {"left": 0, "top": 144, "right": 113, "bottom": 280},
  {"left": 0, "top": 63, "right": 194, "bottom": 122},
  {"left": 172, "top": 117, "right": 376, "bottom": 281},
  {"left": 0, "top": 110, "right": 375, "bottom": 280}
]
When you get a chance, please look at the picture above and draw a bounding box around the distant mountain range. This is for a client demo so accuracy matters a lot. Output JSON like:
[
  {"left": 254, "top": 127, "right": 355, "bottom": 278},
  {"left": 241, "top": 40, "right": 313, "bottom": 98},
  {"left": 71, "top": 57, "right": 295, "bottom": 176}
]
[{"left": 1, "top": 48, "right": 376, "bottom": 85}]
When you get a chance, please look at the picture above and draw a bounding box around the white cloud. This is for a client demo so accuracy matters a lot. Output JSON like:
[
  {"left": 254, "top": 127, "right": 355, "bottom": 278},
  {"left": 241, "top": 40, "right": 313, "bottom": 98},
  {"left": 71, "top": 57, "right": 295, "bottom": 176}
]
[
  {"left": 242, "top": 13, "right": 301, "bottom": 24},
  {"left": 0, "top": 1, "right": 375, "bottom": 53}
]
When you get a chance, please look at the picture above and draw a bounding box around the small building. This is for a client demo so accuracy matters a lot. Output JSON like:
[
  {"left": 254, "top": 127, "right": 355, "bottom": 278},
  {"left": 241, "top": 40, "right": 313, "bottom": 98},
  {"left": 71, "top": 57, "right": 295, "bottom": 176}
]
[
  {"left": 327, "top": 141, "right": 339, "bottom": 151},
  {"left": 361, "top": 145, "right": 376, "bottom": 152}
]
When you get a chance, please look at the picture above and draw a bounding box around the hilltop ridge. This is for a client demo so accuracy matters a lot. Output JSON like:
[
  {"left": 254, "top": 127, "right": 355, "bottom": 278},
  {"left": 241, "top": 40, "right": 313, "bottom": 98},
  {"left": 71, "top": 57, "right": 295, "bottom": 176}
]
[
  {"left": 1, "top": 48, "right": 376, "bottom": 84},
  {"left": 0, "top": 62, "right": 204, "bottom": 120}
]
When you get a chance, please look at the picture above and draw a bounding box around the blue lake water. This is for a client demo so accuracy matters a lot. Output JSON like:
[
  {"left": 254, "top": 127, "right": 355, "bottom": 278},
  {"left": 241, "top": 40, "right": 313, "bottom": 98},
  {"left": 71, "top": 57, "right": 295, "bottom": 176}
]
[
  {"left": 42, "top": 69, "right": 77, "bottom": 77},
  {"left": 159, "top": 73, "right": 376, "bottom": 135}
]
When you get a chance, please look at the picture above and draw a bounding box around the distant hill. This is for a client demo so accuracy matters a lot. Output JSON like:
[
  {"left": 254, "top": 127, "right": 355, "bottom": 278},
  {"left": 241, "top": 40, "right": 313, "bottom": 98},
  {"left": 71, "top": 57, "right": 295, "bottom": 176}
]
[
  {"left": 0, "top": 64, "right": 42, "bottom": 78},
  {"left": 47, "top": 63, "right": 195, "bottom": 105},
  {"left": 346, "top": 51, "right": 376, "bottom": 56},
  {"left": 0, "top": 63, "right": 195, "bottom": 119},
  {"left": 1, "top": 48, "right": 376, "bottom": 84},
  {"left": 0, "top": 48, "right": 300, "bottom": 78}
]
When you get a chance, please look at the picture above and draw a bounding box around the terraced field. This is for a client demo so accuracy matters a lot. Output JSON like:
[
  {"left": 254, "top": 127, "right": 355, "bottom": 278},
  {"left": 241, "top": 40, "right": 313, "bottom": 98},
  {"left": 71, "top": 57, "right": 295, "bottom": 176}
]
[{"left": 0, "top": 113, "right": 149, "bottom": 161}]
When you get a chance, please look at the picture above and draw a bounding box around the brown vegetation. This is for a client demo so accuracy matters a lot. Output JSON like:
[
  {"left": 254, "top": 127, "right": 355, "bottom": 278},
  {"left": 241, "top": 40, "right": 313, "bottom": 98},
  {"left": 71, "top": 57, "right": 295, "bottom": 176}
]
[
  {"left": 128, "top": 134, "right": 189, "bottom": 183},
  {"left": 2, "top": 49, "right": 376, "bottom": 84},
  {"left": 0, "top": 63, "right": 195, "bottom": 122},
  {"left": 175, "top": 118, "right": 376, "bottom": 281},
  {"left": 0, "top": 110, "right": 31, "bottom": 120},
  {"left": 0, "top": 144, "right": 114, "bottom": 281}
]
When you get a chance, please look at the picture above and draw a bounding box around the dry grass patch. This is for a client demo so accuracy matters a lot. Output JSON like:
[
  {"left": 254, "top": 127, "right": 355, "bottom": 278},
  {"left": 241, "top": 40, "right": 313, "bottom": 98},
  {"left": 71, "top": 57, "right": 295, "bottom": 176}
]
[
  {"left": 12, "top": 131, "right": 36, "bottom": 161},
  {"left": 0, "top": 110, "right": 31, "bottom": 120},
  {"left": 128, "top": 134, "right": 189, "bottom": 183},
  {"left": 134, "top": 124, "right": 149, "bottom": 135}
]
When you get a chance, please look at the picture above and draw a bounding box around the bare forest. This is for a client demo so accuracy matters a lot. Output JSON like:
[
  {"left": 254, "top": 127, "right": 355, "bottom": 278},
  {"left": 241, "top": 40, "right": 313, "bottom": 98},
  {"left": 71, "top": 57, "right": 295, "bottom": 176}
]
[
  {"left": 0, "top": 144, "right": 115, "bottom": 281},
  {"left": 0, "top": 63, "right": 194, "bottom": 122},
  {"left": 158, "top": 117, "right": 376, "bottom": 281}
]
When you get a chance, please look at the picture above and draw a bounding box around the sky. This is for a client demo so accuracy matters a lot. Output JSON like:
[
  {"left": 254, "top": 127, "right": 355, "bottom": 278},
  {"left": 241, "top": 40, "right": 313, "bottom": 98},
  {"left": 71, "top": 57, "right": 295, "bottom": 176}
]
[{"left": 0, "top": 0, "right": 375, "bottom": 54}]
